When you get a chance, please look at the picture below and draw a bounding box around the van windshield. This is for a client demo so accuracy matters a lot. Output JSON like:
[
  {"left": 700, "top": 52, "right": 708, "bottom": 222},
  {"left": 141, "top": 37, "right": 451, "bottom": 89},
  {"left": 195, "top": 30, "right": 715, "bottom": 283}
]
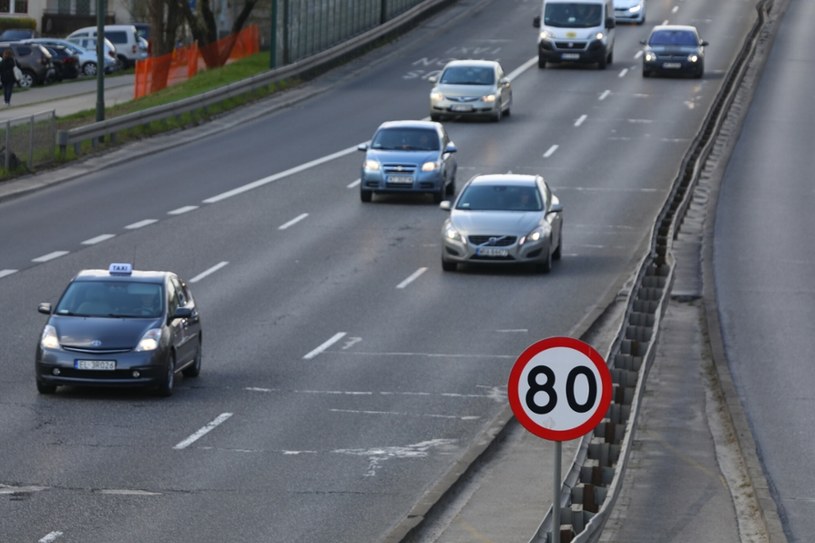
[{"left": 544, "top": 3, "right": 603, "bottom": 28}]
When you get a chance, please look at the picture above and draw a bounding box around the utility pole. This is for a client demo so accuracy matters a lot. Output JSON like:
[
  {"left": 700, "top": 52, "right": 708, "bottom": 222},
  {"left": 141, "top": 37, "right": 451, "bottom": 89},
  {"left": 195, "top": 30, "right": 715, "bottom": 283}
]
[{"left": 95, "top": 0, "right": 106, "bottom": 123}]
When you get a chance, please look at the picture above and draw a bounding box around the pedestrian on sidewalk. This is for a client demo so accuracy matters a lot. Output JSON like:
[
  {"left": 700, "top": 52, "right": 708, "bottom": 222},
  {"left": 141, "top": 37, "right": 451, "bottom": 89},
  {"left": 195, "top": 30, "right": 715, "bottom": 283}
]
[{"left": 0, "top": 48, "right": 20, "bottom": 106}]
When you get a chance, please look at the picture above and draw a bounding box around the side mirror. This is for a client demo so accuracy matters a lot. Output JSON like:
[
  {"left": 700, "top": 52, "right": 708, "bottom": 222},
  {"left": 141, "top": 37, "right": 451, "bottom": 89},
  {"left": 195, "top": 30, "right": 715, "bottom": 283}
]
[
  {"left": 440, "top": 201, "right": 452, "bottom": 211},
  {"left": 533, "top": 15, "right": 541, "bottom": 28},
  {"left": 700, "top": 40, "right": 709, "bottom": 47},
  {"left": 639, "top": 39, "right": 647, "bottom": 45},
  {"left": 549, "top": 201, "right": 563, "bottom": 214},
  {"left": 357, "top": 143, "right": 369, "bottom": 152},
  {"left": 445, "top": 143, "right": 458, "bottom": 154},
  {"left": 38, "top": 302, "right": 52, "bottom": 315},
  {"left": 173, "top": 306, "right": 193, "bottom": 320},
  {"left": 606, "top": 17, "right": 615, "bottom": 29},
  {"left": 428, "top": 74, "right": 438, "bottom": 84}
]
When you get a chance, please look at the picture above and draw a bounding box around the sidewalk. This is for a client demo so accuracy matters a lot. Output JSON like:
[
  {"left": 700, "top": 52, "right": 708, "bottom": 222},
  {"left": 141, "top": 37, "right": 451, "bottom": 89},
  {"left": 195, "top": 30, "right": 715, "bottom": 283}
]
[{"left": 0, "top": 74, "right": 134, "bottom": 120}]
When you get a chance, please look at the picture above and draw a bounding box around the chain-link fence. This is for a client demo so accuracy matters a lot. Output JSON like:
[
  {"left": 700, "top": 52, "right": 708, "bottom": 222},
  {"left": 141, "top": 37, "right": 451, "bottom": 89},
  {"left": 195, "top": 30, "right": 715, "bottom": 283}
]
[
  {"left": 0, "top": 110, "right": 57, "bottom": 176},
  {"left": 272, "top": 0, "right": 429, "bottom": 64}
]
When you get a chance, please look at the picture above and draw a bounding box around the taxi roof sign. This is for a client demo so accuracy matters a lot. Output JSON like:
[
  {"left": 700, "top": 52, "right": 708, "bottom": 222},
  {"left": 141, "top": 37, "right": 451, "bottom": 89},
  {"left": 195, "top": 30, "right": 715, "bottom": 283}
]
[{"left": 108, "top": 263, "right": 133, "bottom": 275}]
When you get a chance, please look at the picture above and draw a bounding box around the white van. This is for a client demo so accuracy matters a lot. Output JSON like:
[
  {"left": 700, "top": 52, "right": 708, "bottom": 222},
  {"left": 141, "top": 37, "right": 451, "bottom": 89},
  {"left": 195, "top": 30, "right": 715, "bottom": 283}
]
[
  {"left": 533, "top": 0, "right": 616, "bottom": 69},
  {"left": 67, "top": 24, "right": 147, "bottom": 68}
]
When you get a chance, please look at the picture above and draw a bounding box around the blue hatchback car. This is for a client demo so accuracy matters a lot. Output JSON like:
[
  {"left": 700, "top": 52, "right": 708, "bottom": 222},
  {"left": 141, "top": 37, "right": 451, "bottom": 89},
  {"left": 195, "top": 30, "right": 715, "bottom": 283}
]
[{"left": 358, "top": 120, "right": 458, "bottom": 203}]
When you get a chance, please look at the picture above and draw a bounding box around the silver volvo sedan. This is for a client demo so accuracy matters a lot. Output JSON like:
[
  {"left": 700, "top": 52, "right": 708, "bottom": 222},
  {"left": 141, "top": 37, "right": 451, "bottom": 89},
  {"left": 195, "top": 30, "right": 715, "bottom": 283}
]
[{"left": 440, "top": 174, "right": 563, "bottom": 273}]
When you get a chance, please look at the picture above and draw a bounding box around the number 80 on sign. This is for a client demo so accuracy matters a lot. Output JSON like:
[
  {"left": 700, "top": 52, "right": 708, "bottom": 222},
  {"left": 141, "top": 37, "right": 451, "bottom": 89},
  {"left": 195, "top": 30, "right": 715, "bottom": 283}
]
[{"left": 508, "top": 337, "right": 612, "bottom": 442}]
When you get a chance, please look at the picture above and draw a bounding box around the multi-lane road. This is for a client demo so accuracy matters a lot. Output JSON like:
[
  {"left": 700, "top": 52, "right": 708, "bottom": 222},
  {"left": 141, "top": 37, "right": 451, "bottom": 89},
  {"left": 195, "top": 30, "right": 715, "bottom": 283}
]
[{"left": 2, "top": 0, "right": 804, "bottom": 541}]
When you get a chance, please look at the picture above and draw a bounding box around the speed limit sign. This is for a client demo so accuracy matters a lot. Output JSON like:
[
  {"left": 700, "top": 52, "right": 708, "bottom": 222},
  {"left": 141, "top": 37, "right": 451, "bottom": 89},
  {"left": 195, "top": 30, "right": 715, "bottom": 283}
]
[{"left": 508, "top": 336, "right": 612, "bottom": 441}]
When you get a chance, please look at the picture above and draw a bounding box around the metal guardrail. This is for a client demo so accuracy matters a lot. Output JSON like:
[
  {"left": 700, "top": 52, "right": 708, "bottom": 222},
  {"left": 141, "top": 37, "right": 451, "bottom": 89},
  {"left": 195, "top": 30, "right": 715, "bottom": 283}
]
[
  {"left": 527, "top": 0, "right": 776, "bottom": 541},
  {"left": 56, "top": 0, "right": 455, "bottom": 157}
]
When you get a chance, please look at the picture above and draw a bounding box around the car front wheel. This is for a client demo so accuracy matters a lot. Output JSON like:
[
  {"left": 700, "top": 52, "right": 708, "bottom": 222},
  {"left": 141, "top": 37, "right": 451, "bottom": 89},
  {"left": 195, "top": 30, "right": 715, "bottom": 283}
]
[
  {"left": 156, "top": 353, "right": 176, "bottom": 397},
  {"left": 83, "top": 61, "right": 97, "bottom": 76},
  {"left": 360, "top": 189, "right": 372, "bottom": 203},
  {"left": 37, "top": 380, "right": 56, "bottom": 394}
]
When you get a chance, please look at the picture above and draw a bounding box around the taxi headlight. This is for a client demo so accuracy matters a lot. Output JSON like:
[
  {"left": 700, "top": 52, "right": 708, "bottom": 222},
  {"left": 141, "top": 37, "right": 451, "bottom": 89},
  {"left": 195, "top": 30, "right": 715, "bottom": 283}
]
[
  {"left": 688, "top": 54, "right": 699, "bottom": 63},
  {"left": 444, "top": 223, "right": 464, "bottom": 243},
  {"left": 422, "top": 161, "right": 440, "bottom": 172},
  {"left": 364, "top": 159, "right": 381, "bottom": 172},
  {"left": 40, "top": 325, "right": 60, "bottom": 350},
  {"left": 645, "top": 51, "right": 657, "bottom": 62},
  {"left": 135, "top": 328, "right": 161, "bottom": 352}
]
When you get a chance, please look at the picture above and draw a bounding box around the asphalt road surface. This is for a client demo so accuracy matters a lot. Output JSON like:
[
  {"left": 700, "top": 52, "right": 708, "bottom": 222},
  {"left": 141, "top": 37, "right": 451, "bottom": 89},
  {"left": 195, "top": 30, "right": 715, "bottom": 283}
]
[{"left": 0, "top": 0, "right": 765, "bottom": 541}]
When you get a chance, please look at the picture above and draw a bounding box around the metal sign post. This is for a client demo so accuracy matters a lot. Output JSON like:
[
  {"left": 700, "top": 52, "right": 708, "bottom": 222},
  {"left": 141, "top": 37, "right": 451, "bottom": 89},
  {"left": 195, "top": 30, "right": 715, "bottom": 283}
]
[{"left": 508, "top": 336, "right": 612, "bottom": 543}]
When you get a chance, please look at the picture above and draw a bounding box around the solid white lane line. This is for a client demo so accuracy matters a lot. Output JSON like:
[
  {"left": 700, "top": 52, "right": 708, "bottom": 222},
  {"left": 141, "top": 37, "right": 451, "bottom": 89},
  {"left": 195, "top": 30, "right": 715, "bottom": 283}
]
[
  {"left": 397, "top": 267, "right": 427, "bottom": 289},
  {"left": 507, "top": 57, "right": 538, "bottom": 80},
  {"left": 39, "top": 532, "right": 63, "bottom": 543},
  {"left": 347, "top": 178, "right": 361, "bottom": 188},
  {"left": 599, "top": 90, "right": 611, "bottom": 101},
  {"left": 543, "top": 145, "right": 559, "bottom": 158},
  {"left": 619, "top": 68, "right": 629, "bottom": 78},
  {"left": 330, "top": 408, "right": 479, "bottom": 421},
  {"left": 279, "top": 213, "right": 309, "bottom": 230},
  {"left": 574, "top": 114, "right": 587, "bottom": 127},
  {"left": 125, "top": 219, "right": 158, "bottom": 230},
  {"left": 82, "top": 234, "right": 116, "bottom": 245},
  {"left": 168, "top": 205, "right": 199, "bottom": 215},
  {"left": 304, "top": 332, "right": 347, "bottom": 360},
  {"left": 203, "top": 146, "right": 359, "bottom": 204},
  {"left": 189, "top": 261, "right": 229, "bottom": 283},
  {"left": 0, "top": 269, "right": 18, "bottom": 278},
  {"left": 32, "top": 251, "right": 69, "bottom": 263},
  {"left": 173, "top": 413, "right": 233, "bottom": 450}
]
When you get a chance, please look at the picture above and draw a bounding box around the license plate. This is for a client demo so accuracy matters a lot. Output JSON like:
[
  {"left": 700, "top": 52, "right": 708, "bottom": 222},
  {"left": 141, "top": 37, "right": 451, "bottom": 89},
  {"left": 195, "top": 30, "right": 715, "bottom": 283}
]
[
  {"left": 562, "top": 53, "right": 580, "bottom": 60},
  {"left": 477, "top": 247, "right": 509, "bottom": 257},
  {"left": 451, "top": 104, "right": 472, "bottom": 112},
  {"left": 75, "top": 359, "right": 116, "bottom": 371},
  {"left": 387, "top": 175, "right": 413, "bottom": 184},
  {"left": 662, "top": 62, "right": 681, "bottom": 69}
]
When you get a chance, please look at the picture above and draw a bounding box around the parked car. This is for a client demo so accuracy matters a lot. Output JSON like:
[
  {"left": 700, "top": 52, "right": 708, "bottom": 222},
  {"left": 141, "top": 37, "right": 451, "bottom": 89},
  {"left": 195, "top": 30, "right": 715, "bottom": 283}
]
[
  {"left": 0, "top": 41, "right": 55, "bottom": 87},
  {"left": 440, "top": 173, "right": 564, "bottom": 273},
  {"left": 67, "top": 24, "right": 147, "bottom": 68},
  {"left": 44, "top": 44, "right": 79, "bottom": 80},
  {"left": 0, "top": 28, "right": 39, "bottom": 41},
  {"left": 429, "top": 59, "right": 512, "bottom": 122},
  {"left": 65, "top": 35, "right": 120, "bottom": 73},
  {"left": 25, "top": 37, "right": 117, "bottom": 76},
  {"left": 35, "top": 263, "right": 203, "bottom": 397},
  {"left": 357, "top": 120, "right": 458, "bottom": 203},
  {"left": 641, "top": 24, "right": 708, "bottom": 78}
]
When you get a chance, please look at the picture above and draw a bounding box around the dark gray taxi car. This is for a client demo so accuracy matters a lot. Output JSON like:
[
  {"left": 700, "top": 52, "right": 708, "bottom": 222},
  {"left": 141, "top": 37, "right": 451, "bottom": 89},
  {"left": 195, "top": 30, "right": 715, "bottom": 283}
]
[{"left": 35, "top": 264, "right": 202, "bottom": 397}]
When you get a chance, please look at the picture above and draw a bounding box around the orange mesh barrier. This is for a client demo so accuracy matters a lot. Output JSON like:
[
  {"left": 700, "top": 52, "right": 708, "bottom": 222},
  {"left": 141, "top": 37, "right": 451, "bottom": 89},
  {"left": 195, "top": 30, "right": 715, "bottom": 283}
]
[{"left": 134, "top": 25, "right": 260, "bottom": 99}]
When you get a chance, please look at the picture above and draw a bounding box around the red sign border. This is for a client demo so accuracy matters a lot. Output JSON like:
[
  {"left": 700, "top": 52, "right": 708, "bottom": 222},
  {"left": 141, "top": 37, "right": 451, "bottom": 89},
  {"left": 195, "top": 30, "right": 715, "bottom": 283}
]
[{"left": 508, "top": 336, "right": 612, "bottom": 441}]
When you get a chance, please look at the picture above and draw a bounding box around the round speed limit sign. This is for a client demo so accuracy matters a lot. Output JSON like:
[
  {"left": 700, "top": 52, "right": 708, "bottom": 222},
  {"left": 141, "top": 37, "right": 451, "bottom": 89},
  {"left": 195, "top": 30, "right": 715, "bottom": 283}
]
[{"left": 508, "top": 337, "right": 612, "bottom": 441}]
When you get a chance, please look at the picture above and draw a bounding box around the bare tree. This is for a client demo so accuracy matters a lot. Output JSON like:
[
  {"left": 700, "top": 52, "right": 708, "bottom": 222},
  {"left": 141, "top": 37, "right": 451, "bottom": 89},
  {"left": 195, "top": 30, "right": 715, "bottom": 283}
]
[{"left": 179, "top": 0, "right": 260, "bottom": 68}]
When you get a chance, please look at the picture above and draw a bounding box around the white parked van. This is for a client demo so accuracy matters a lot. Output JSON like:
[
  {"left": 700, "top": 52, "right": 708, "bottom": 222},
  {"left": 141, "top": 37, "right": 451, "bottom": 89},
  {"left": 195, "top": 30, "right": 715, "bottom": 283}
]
[
  {"left": 533, "top": 0, "right": 616, "bottom": 69},
  {"left": 67, "top": 24, "right": 147, "bottom": 68}
]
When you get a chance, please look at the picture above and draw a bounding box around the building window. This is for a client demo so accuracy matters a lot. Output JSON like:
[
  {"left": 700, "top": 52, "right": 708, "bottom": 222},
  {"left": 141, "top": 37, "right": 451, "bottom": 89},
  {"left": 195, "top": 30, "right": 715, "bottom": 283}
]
[
  {"left": 14, "top": 0, "right": 28, "bottom": 13},
  {"left": 58, "top": 0, "right": 70, "bottom": 14},
  {"left": 76, "top": 0, "right": 91, "bottom": 16}
]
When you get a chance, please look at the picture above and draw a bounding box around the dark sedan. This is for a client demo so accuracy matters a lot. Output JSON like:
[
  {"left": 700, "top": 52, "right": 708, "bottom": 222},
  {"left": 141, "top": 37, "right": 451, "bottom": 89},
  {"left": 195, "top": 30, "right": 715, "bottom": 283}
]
[
  {"left": 35, "top": 263, "right": 202, "bottom": 397},
  {"left": 44, "top": 44, "right": 79, "bottom": 80},
  {"left": 641, "top": 24, "right": 708, "bottom": 78}
]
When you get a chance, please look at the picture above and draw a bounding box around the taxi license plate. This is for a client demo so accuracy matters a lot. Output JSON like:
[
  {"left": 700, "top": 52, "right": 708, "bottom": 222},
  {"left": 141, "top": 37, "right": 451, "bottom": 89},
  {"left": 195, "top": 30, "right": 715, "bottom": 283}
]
[
  {"left": 388, "top": 175, "right": 413, "bottom": 184},
  {"left": 662, "top": 62, "right": 681, "bottom": 69},
  {"left": 75, "top": 359, "right": 116, "bottom": 371},
  {"left": 562, "top": 53, "right": 580, "bottom": 60},
  {"left": 477, "top": 247, "right": 509, "bottom": 257},
  {"left": 452, "top": 104, "right": 473, "bottom": 112}
]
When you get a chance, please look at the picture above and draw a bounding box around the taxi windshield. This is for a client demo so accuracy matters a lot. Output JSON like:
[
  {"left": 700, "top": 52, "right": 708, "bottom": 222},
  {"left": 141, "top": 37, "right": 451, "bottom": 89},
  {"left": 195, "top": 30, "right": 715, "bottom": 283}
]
[{"left": 55, "top": 281, "right": 164, "bottom": 318}]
